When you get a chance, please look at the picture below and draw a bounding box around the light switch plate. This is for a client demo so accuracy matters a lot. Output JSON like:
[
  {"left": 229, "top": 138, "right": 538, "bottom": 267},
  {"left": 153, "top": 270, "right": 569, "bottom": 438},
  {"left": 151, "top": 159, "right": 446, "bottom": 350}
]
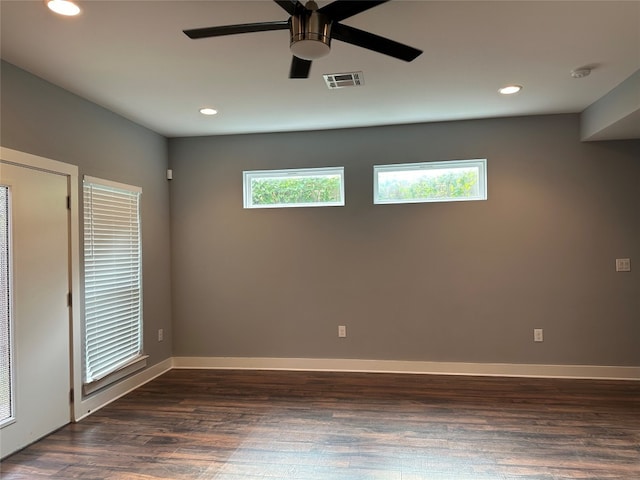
[{"left": 615, "top": 258, "right": 631, "bottom": 272}]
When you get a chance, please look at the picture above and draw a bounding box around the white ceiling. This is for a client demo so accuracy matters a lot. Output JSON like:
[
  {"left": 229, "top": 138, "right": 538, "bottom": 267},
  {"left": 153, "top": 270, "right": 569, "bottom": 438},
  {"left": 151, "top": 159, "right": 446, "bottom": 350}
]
[{"left": 1, "top": 1, "right": 639, "bottom": 138}]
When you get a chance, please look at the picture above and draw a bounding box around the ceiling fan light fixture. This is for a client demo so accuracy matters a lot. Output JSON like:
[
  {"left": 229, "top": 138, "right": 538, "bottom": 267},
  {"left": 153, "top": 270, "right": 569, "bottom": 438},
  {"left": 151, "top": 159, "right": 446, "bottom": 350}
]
[
  {"left": 290, "top": 39, "right": 331, "bottom": 61},
  {"left": 46, "top": 0, "right": 81, "bottom": 16}
]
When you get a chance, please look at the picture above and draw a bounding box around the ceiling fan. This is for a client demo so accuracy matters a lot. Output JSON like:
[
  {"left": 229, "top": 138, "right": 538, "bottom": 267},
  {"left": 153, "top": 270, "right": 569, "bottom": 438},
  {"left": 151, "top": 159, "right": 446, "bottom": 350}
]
[{"left": 183, "top": 0, "right": 423, "bottom": 79}]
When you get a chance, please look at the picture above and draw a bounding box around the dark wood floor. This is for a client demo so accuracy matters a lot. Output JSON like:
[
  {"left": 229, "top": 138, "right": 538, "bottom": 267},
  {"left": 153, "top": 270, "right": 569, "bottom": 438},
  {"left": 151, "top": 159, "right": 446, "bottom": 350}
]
[{"left": 1, "top": 369, "right": 639, "bottom": 480}]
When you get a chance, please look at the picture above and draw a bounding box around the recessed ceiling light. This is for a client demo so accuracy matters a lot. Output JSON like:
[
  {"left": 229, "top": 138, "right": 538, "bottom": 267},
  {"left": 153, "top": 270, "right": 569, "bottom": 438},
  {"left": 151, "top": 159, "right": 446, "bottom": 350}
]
[
  {"left": 199, "top": 108, "right": 218, "bottom": 116},
  {"left": 46, "top": 0, "right": 81, "bottom": 16},
  {"left": 499, "top": 85, "right": 523, "bottom": 95}
]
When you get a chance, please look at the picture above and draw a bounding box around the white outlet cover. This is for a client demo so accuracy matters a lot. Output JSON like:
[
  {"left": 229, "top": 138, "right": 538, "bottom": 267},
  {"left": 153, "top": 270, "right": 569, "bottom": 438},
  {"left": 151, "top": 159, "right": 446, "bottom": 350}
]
[{"left": 533, "top": 328, "right": 543, "bottom": 342}]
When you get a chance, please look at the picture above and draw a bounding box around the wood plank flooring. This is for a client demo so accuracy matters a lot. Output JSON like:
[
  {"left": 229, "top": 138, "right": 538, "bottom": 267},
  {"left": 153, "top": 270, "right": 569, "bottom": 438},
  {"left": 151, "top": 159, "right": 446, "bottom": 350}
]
[{"left": 1, "top": 369, "right": 639, "bottom": 479}]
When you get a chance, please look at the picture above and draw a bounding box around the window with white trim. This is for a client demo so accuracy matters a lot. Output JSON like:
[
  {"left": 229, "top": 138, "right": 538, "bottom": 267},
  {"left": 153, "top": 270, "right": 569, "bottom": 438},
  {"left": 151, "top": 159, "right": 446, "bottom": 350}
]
[
  {"left": 0, "top": 186, "right": 13, "bottom": 425},
  {"left": 243, "top": 167, "right": 345, "bottom": 209},
  {"left": 83, "top": 176, "right": 144, "bottom": 392},
  {"left": 374, "top": 159, "right": 487, "bottom": 204}
]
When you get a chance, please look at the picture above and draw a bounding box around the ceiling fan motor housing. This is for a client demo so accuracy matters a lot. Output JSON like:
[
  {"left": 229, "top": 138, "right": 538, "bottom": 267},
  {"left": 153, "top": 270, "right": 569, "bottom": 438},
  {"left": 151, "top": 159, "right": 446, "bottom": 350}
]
[{"left": 290, "top": 8, "right": 332, "bottom": 60}]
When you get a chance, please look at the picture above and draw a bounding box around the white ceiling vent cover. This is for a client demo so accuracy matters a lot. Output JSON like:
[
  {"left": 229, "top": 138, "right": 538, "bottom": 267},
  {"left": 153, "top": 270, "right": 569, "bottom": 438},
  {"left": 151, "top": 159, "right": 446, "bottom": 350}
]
[{"left": 323, "top": 72, "right": 364, "bottom": 89}]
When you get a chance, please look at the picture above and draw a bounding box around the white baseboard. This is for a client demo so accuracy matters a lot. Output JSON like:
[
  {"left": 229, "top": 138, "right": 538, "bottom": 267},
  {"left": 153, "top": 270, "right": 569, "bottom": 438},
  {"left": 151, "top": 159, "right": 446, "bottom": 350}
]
[
  {"left": 69, "top": 356, "right": 638, "bottom": 423},
  {"left": 73, "top": 356, "right": 639, "bottom": 421},
  {"left": 172, "top": 356, "right": 640, "bottom": 381},
  {"left": 73, "top": 358, "right": 173, "bottom": 421}
]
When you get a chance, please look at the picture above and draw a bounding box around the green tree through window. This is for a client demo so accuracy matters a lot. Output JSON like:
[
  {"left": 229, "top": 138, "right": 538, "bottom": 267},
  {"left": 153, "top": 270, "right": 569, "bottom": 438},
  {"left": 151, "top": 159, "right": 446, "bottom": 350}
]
[
  {"left": 378, "top": 169, "right": 479, "bottom": 202},
  {"left": 251, "top": 176, "right": 341, "bottom": 205},
  {"left": 375, "top": 160, "right": 487, "bottom": 204},
  {"left": 244, "top": 167, "right": 345, "bottom": 209}
]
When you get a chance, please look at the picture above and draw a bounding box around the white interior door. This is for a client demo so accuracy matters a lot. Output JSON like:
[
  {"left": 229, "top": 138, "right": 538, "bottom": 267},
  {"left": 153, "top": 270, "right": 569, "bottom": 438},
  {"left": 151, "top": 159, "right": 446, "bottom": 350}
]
[{"left": 0, "top": 162, "right": 71, "bottom": 458}]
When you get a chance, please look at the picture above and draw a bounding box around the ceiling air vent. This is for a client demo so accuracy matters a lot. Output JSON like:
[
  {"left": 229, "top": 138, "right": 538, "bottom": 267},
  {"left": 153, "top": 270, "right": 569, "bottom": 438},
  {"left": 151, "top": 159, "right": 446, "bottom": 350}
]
[{"left": 323, "top": 72, "right": 364, "bottom": 90}]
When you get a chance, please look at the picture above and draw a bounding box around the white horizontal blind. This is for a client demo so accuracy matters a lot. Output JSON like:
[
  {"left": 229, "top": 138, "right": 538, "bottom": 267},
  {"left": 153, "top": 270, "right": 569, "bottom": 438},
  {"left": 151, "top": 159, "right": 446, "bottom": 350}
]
[
  {"left": 83, "top": 177, "right": 142, "bottom": 384},
  {"left": 0, "top": 186, "right": 13, "bottom": 423}
]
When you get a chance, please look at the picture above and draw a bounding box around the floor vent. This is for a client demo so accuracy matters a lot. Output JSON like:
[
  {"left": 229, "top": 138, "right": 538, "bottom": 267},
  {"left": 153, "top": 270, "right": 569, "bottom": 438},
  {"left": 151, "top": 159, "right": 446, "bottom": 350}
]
[{"left": 323, "top": 71, "right": 364, "bottom": 89}]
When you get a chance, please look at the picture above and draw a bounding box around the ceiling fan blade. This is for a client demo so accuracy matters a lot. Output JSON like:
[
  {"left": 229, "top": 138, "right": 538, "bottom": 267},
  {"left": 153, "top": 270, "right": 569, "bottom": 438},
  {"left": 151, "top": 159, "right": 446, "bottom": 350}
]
[
  {"left": 318, "top": 0, "right": 389, "bottom": 22},
  {"left": 273, "top": 0, "right": 304, "bottom": 16},
  {"left": 289, "top": 56, "right": 312, "bottom": 78},
  {"left": 184, "top": 20, "right": 289, "bottom": 39},
  {"left": 332, "top": 23, "right": 422, "bottom": 62}
]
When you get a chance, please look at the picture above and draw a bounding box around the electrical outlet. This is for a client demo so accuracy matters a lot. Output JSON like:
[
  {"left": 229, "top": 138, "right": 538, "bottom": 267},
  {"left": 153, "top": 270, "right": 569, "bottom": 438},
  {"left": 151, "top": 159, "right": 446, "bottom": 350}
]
[
  {"left": 533, "top": 328, "right": 543, "bottom": 342},
  {"left": 615, "top": 258, "right": 631, "bottom": 272},
  {"left": 338, "top": 325, "right": 347, "bottom": 338},
  {"left": 158, "top": 328, "right": 164, "bottom": 342}
]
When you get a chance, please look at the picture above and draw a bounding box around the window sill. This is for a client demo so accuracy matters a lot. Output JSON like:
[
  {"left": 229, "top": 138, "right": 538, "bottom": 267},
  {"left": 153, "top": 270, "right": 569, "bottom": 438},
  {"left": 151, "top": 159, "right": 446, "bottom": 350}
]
[{"left": 83, "top": 355, "right": 148, "bottom": 396}]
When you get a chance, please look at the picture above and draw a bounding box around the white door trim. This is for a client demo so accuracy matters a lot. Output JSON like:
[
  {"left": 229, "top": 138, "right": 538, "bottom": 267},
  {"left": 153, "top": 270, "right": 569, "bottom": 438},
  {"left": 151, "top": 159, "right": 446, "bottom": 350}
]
[{"left": 0, "top": 147, "right": 81, "bottom": 421}]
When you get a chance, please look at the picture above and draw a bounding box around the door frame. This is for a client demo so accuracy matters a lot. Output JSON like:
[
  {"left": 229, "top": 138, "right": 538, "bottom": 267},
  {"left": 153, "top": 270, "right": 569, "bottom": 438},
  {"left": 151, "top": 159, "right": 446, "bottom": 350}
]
[{"left": 0, "top": 146, "right": 81, "bottom": 422}]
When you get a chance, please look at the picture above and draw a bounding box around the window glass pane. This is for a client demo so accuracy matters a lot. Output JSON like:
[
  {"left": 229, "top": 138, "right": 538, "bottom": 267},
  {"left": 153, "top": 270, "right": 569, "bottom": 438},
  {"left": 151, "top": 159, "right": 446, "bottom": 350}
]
[
  {"left": 83, "top": 177, "right": 142, "bottom": 384},
  {"left": 374, "top": 159, "right": 487, "bottom": 204},
  {"left": 0, "top": 186, "right": 12, "bottom": 424},
  {"left": 244, "top": 167, "right": 345, "bottom": 209}
]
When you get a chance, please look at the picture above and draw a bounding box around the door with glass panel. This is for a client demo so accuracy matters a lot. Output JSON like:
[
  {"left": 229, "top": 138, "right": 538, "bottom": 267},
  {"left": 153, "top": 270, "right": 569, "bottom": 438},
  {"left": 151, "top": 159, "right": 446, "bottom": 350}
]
[{"left": 0, "top": 162, "right": 71, "bottom": 458}]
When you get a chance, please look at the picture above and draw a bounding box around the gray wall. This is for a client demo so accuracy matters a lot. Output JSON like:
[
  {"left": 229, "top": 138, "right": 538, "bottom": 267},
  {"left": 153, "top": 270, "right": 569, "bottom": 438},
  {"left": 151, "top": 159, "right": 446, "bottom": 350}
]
[
  {"left": 1, "top": 61, "right": 172, "bottom": 367},
  {"left": 3, "top": 60, "right": 638, "bottom": 369},
  {"left": 169, "top": 115, "right": 640, "bottom": 366}
]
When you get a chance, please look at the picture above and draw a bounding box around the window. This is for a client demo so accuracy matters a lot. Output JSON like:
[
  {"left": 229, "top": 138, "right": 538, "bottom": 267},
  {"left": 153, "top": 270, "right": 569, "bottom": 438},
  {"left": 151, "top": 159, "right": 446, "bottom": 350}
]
[
  {"left": 83, "top": 176, "right": 144, "bottom": 393},
  {"left": 374, "top": 159, "right": 487, "bottom": 204},
  {"left": 0, "top": 186, "right": 13, "bottom": 425},
  {"left": 243, "top": 167, "right": 345, "bottom": 209}
]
